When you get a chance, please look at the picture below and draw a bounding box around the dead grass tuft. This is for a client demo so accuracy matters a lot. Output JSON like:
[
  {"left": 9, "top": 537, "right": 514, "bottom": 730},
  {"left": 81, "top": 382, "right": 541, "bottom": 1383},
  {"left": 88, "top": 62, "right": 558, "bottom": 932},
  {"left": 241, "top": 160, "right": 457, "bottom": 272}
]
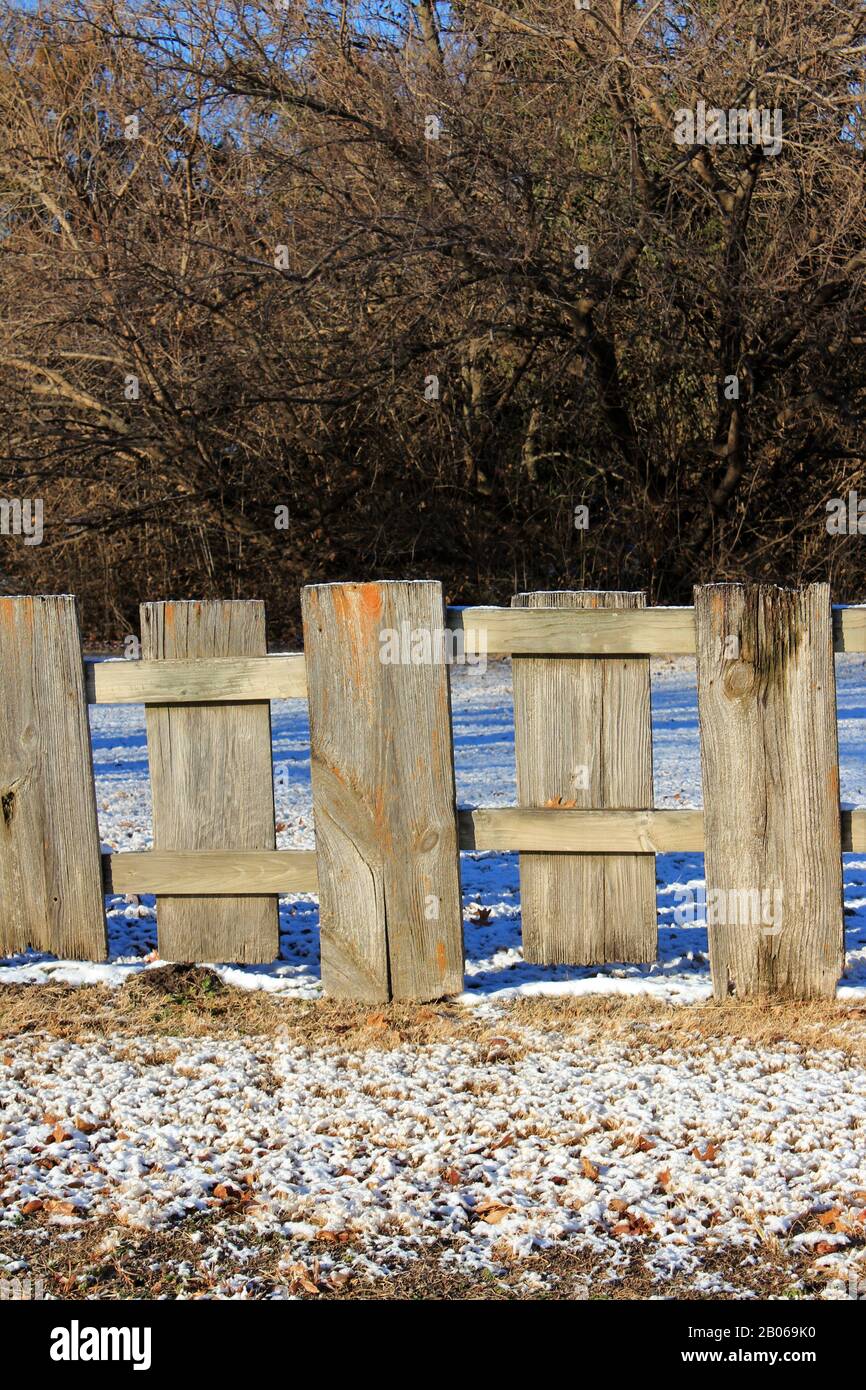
[{"left": 127, "top": 963, "right": 225, "bottom": 1000}]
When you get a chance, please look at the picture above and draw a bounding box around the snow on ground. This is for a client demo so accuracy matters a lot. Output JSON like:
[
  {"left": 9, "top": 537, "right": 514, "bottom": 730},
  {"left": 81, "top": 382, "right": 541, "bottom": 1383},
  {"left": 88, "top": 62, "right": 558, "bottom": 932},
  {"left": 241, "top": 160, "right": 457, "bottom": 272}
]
[
  {"left": 2, "top": 1020, "right": 866, "bottom": 1296},
  {"left": 3, "top": 655, "right": 866, "bottom": 1001}
]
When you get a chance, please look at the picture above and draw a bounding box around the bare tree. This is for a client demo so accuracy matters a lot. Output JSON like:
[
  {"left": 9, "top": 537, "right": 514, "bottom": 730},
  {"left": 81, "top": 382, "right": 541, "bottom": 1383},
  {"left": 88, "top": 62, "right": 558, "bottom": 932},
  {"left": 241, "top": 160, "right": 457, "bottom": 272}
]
[{"left": 1, "top": 0, "right": 864, "bottom": 638}]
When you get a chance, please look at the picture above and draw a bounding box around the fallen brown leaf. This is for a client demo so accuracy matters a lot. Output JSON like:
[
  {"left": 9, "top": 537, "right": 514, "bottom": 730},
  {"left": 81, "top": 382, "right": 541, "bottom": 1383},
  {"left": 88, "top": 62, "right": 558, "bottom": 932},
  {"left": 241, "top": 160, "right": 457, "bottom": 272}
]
[
  {"left": 475, "top": 1198, "right": 511, "bottom": 1224},
  {"left": 692, "top": 1142, "right": 719, "bottom": 1162},
  {"left": 213, "top": 1182, "right": 243, "bottom": 1201},
  {"left": 284, "top": 1262, "right": 319, "bottom": 1295}
]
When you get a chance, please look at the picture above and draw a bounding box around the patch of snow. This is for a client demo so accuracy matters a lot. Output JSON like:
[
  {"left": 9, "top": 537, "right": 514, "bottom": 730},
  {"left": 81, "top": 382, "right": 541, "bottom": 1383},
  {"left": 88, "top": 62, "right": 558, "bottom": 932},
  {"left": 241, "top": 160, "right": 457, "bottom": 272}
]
[{"left": 2, "top": 1024, "right": 864, "bottom": 1291}]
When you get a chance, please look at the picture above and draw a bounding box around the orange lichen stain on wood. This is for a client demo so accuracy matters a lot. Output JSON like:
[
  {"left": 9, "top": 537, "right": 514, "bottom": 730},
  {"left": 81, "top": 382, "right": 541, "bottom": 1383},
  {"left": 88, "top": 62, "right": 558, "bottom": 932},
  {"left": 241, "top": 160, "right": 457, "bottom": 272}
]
[
  {"left": 328, "top": 587, "right": 365, "bottom": 694},
  {"left": 436, "top": 940, "right": 447, "bottom": 975},
  {"left": 358, "top": 583, "right": 383, "bottom": 624},
  {"left": 1, "top": 598, "right": 31, "bottom": 633},
  {"left": 316, "top": 750, "right": 348, "bottom": 789},
  {"left": 372, "top": 783, "right": 393, "bottom": 854},
  {"left": 710, "top": 590, "right": 726, "bottom": 628},
  {"left": 356, "top": 585, "right": 384, "bottom": 712}
]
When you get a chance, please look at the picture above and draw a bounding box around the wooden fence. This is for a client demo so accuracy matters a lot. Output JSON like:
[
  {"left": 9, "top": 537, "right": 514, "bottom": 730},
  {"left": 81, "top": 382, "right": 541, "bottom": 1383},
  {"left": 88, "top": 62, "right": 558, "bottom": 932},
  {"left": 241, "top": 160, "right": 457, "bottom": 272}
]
[{"left": 0, "top": 581, "right": 863, "bottom": 1002}]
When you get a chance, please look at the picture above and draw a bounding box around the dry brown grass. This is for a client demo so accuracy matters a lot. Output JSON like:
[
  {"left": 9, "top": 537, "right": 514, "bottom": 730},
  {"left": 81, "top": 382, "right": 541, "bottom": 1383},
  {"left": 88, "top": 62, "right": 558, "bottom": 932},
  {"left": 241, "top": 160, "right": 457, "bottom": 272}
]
[
  {"left": 506, "top": 995, "right": 866, "bottom": 1061},
  {"left": 1, "top": 972, "right": 865, "bottom": 1059},
  {"left": 0, "top": 969, "right": 485, "bottom": 1050}
]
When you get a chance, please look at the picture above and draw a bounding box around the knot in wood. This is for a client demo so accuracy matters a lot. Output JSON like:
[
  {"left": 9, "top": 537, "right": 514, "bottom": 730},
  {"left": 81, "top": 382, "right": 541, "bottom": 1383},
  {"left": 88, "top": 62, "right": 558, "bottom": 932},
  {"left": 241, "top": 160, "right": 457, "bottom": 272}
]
[{"left": 722, "top": 658, "right": 755, "bottom": 699}]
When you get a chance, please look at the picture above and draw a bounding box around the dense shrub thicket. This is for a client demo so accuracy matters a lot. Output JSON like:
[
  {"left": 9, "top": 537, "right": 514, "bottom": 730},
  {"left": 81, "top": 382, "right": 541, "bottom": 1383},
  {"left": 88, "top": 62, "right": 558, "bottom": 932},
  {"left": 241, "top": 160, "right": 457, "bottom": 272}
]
[{"left": 1, "top": 1, "right": 864, "bottom": 641}]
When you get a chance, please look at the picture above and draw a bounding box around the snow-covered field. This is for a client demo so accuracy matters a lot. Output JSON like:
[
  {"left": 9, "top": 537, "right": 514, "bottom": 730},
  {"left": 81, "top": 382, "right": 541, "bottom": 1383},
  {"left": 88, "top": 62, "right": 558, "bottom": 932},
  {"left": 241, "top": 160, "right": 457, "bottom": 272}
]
[
  {"left": 2, "top": 1018, "right": 866, "bottom": 1298},
  {"left": 2, "top": 655, "right": 866, "bottom": 1001},
  {"left": 3, "top": 658, "right": 866, "bottom": 1298}
]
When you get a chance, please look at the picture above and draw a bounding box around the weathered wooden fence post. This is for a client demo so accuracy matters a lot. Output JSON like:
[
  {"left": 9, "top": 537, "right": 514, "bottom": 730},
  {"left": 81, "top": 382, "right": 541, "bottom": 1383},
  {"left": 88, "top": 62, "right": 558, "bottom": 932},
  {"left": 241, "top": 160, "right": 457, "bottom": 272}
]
[
  {"left": 301, "top": 580, "right": 463, "bottom": 1001},
  {"left": 694, "top": 582, "right": 843, "bottom": 999},
  {"left": 141, "top": 600, "right": 279, "bottom": 963},
  {"left": 511, "top": 590, "right": 656, "bottom": 963},
  {"left": 0, "top": 595, "right": 106, "bottom": 958}
]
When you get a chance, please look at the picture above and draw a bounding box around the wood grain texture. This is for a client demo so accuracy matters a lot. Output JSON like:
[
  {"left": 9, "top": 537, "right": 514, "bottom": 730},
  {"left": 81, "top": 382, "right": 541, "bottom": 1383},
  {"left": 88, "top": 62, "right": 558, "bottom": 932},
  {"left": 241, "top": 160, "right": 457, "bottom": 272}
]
[
  {"left": 459, "top": 808, "right": 704, "bottom": 852},
  {"left": 302, "top": 581, "right": 463, "bottom": 1002},
  {"left": 450, "top": 604, "right": 866, "bottom": 655},
  {"left": 511, "top": 592, "right": 656, "bottom": 964},
  {"left": 695, "top": 583, "right": 844, "bottom": 1000},
  {"left": 834, "top": 605, "right": 866, "bottom": 653},
  {"left": 104, "top": 849, "right": 317, "bottom": 894},
  {"left": 449, "top": 604, "right": 696, "bottom": 655},
  {"left": 141, "top": 601, "right": 278, "bottom": 963},
  {"left": 87, "top": 654, "right": 306, "bottom": 704},
  {"left": 843, "top": 810, "right": 866, "bottom": 851},
  {"left": 0, "top": 595, "right": 106, "bottom": 958}
]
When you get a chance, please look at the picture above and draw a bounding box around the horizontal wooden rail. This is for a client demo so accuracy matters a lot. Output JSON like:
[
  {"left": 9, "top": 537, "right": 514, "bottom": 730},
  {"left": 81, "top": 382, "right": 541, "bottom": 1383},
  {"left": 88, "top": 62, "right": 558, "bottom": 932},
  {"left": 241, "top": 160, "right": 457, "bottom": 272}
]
[
  {"left": 86, "top": 654, "right": 307, "bottom": 704},
  {"left": 447, "top": 605, "right": 697, "bottom": 656},
  {"left": 460, "top": 807, "right": 866, "bottom": 852},
  {"left": 100, "top": 808, "right": 866, "bottom": 893},
  {"left": 459, "top": 808, "right": 705, "bottom": 852},
  {"left": 103, "top": 849, "right": 318, "bottom": 894},
  {"left": 447, "top": 604, "right": 866, "bottom": 657},
  {"left": 84, "top": 607, "right": 866, "bottom": 702}
]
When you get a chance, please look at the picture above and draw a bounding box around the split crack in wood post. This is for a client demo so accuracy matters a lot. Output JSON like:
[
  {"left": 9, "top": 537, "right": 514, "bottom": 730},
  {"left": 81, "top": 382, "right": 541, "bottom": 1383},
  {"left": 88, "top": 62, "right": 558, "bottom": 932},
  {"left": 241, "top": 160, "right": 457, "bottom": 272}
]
[{"left": 302, "top": 580, "right": 463, "bottom": 1001}]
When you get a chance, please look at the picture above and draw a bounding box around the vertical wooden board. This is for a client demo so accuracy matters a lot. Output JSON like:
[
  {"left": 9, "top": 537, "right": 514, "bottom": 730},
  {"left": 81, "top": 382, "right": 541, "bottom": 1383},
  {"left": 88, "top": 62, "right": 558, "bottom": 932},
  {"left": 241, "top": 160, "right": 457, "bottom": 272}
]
[
  {"left": 301, "top": 581, "right": 463, "bottom": 1002},
  {"left": 694, "top": 583, "right": 843, "bottom": 1000},
  {"left": 599, "top": 625, "right": 657, "bottom": 960},
  {"left": 0, "top": 595, "right": 106, "bottom": 959},
  {"left": 141, "top": 601, "right": 278, "bottom": 964},
  {"left": 511, "top": 591, "right": 656, "bottom": 964}
]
